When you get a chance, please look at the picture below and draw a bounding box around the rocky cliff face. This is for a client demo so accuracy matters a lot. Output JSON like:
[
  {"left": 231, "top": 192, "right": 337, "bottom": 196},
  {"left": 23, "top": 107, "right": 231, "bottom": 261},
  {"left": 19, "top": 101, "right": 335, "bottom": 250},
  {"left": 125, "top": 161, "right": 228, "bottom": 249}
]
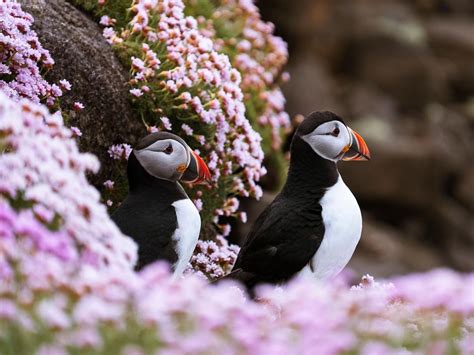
[{"left": 257, "top": 0, "right": 474, "bottom": 275}]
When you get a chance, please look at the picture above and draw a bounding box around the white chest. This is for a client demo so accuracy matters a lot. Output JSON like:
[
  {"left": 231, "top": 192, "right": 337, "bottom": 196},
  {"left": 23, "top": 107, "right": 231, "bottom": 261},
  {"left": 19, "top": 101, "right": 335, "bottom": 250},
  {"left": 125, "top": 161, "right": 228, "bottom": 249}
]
[
  {"left": 171, "top": 199, "right": 201, "bottom": 277},
  {"left": 298, "top": 176, "right": 362, "bottom": 281}
]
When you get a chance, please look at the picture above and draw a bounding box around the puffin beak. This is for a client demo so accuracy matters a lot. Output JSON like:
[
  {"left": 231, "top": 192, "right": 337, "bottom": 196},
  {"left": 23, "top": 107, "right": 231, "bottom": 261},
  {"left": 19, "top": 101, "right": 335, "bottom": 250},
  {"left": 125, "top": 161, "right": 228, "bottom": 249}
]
[
  {"left": 180, "top": 150, "right": 212, "bottom": 185},
  {"left": 341, "top": 127, "right": 371, "bottom": 161}
]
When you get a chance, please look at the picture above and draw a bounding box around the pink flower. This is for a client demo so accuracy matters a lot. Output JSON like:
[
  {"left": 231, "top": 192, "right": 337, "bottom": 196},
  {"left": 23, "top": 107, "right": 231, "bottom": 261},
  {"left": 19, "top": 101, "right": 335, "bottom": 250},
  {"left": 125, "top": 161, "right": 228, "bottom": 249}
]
[
  {"left": 0, "top": 300, "right": 17, "bottom": 320},
  {"left": 70, "top": 126, "right": 82, "bottom": 137},
  {"left": 103, "top": 27, "right": 122, "bottom": 44},
  {"left": 59, "top": 79, "right": 72, "bottom": 91},
  {"left": 37, "top": 345, "right": 67, "bottom": 355},
  {"left": 193, "top": 198, "right": 203, "bottom": 211},
  {"left": 281, "top": 71, "right": 290, "bottom": 82},
  {"left": 50, "top": 84, "right": 63, "bottom": 97},
  {"left": 99, "top": 15, "right": 115, "bottom": 27},
  {"left": 73, "top": 102, "right": 85, "bottom": 111},
  {"left": 160, "top": 116, "right": 172, "bottom": 130},
  {"left": 103, "top": 180, "right": 114, "bottom": 190},
  {"left": 181, "top": 123, "right": 193, "bottom": 136},
  {"left": 108, "top": 143, "right": 133, "bottom": 160},
  {"left": 36, "top": 299, "right": 70, "bottom": 329},
  {"left": 131, "top": 57, "right": 146, "bottom": 72},
  {"left": 129, "top": 88, "right": 143, "bottom": 97}
]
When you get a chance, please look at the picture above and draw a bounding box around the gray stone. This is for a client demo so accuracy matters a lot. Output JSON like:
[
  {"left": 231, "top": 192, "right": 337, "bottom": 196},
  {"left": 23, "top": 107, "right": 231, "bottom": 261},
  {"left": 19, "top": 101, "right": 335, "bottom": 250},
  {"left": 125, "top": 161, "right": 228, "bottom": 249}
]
[{"left": 350, "top": 216, "right": 445, "bottom": 277}]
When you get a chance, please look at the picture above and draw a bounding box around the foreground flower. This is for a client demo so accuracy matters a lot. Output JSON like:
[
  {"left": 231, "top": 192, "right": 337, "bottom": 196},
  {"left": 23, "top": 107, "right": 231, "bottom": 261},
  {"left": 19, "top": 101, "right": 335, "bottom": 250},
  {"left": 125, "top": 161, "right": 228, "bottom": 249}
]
[
  {"left": 0, "top": 92, "right": 136, "bottom": 271},
  {"left": 1, "top": 248, "right": 473, "bottom": 355},
  {"left": 186, "top": 235, "right": 240, "bottom": 279}
]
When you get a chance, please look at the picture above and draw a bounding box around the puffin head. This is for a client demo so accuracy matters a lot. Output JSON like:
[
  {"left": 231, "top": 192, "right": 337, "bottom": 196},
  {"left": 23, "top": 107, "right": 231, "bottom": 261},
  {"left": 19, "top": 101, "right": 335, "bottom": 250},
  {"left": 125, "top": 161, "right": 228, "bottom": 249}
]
[
  {"left": 133, "top": 132, "right": 211, "bottom": 184},
  {"left": 295, "top": 111, "right": 371, "bottom": 162}
]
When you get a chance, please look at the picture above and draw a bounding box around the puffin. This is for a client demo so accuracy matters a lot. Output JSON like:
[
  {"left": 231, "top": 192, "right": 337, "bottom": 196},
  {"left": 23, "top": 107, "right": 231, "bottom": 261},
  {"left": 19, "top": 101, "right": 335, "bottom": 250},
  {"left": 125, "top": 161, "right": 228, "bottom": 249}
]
[
  {"left": 112, "top": 132, "right": 211, "bottom": 275},
  {"left": 225, "top": 111, "right": 371, "bottom": 291}
]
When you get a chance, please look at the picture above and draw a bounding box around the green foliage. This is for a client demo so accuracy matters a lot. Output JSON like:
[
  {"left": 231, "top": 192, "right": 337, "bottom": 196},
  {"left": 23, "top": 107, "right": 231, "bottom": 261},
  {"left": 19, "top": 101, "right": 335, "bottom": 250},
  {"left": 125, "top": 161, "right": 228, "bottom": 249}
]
[{"left": 70, "top": 0, "right": 131, "bottom": 28}]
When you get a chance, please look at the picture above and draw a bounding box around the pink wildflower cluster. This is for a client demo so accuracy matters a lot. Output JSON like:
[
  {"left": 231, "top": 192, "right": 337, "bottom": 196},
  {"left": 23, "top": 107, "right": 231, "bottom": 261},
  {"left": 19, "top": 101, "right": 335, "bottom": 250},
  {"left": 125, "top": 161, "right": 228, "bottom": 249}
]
[
  {"left": 186, "top": 0, "right": 291, "bottom": 151},
  {"left": 1, "top": 247, "right": 473, "bottom": 354},
  {"left": 186, "top": 235, "right": 240, "bottom": 279},
  {"left": 108, "top": 143, "right": 133, "bottom": 160},
  {"left": 0, "top": 2, "right": 70, "bottom": 107},
  {"left": 0, "top": 200, "right": 79, "bottom": 292},
  {"left": 0, "top": 92, "right": 136, "bottom": 271}
]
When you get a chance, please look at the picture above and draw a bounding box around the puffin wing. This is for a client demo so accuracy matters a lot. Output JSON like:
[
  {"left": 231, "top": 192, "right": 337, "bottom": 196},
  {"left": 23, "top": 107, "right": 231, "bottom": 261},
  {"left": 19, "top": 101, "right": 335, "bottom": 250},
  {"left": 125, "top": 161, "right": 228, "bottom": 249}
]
[
  {"left": 232, "top": 196, "right": 324, "bottom": 288},
  {"left": 112, "top": 196, "right": 179, "bottom": 270}
]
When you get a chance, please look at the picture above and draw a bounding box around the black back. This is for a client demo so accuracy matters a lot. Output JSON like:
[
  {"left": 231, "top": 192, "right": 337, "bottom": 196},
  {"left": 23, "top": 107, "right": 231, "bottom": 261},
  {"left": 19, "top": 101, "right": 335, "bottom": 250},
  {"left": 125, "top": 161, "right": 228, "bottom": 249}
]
[
  {"left": 230, "top": 112, "right": 340, "bottom": 290},
  {"left": 135, "top": 131, "right": 188, "bottom": 150},
  {"left": 296, "top": 111, "right": 345, "bottom": 136},
  {"left": 112, "top": 152, "right": 189, "bottom": 270}
]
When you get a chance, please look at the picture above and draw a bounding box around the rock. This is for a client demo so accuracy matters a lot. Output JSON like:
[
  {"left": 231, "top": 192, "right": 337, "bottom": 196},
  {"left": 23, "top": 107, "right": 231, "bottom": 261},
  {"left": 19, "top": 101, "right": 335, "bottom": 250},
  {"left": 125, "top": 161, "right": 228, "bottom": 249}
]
[
  {"left": 424, "top": 103, "right": 473, "bottom": 169},
  {"left": 340, "top": 136, "right": 450, "bottom": 210},
  {"left": 412, "top": 0, "right": 474, "bottom": 15},
  {"left": 283, "top": 55, "right": 340, "bottom": 117},
  {"left": 455, "top": 166, "right": 474, "bottom": 210},
  {"left": 426, "top": 18, "right": 474, "bottom": 98},
  {"left": 19, "top": 0, "right": 144, "bottom": 185},
  {"left": 341, "top": 0, "right": 449, "bottom": 109},
  {"left": 433, "top": 198, "right": 474, "bottom": 270},
  {"left": 342, "top": 101, "right": 472, "bottom": 206},
  {"left": 342, "top": 83, "right": 399, "bottom": 121},
  {"left": 349, "top": 215, "right": 445, "bottom": 277},
  {"left": 262, "top": 0, "right": 450, "bottom": 109},
  {"left": 258, "top": 0, "right": 335, "bottom": 44},
  {"left": 349, "top": 38, "right": 448, "bottom": 109},
  {"left": 341, "top": 109, "right": 474, "bottom": 271}
]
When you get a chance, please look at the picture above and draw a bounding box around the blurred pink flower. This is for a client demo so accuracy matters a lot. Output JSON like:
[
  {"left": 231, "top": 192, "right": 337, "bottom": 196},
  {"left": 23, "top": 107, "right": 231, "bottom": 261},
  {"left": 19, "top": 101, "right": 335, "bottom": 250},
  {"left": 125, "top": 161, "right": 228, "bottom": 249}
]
[
  {"left": 129, "top": 88, "right": 143, "bottom": 97},
  {"left": 70, "top": 126, "right": 82, "bottom": 137},
  {"left": 73, "top": 102, "right": 85, "bottom": 111},
  {"left": 108, "top": 144, "right": 132, "bottom": 160}
]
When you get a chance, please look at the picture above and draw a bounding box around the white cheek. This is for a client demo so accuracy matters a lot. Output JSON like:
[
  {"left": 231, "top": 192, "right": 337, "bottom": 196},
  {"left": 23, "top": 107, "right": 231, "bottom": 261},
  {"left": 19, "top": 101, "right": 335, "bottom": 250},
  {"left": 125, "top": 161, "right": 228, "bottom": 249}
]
[
  {"left": 135, "top": 145, "right": 190, "bottom": 180},
  {"left": 134, "top": 150, "right": 158, "bottom": 176},
  {"left": 302, "top": 134, "right": 346, "bottom": 161},
  {"left": 134, "top": 150, "right": 174, "bottom": 179}
]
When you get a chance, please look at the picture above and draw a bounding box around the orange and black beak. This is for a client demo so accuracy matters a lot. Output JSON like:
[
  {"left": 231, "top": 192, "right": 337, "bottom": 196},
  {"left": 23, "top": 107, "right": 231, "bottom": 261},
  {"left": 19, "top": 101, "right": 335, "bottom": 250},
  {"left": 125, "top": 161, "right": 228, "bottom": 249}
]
[
  {"left": 180, "top": 150, "right": 212, "bottom": 184},
  {"left": 341, "top": 127, "right": 371, "bottom": 161}
]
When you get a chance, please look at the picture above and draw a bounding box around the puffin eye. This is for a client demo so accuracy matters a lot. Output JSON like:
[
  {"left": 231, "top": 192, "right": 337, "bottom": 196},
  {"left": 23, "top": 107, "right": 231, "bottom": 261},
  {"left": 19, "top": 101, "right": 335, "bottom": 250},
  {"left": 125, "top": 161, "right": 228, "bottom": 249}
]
[
  {"left": 331, "top": 127, "right": 340, "bottom": 137},
  {"left": 164, "top": 144, "right": 173, "bottom": 155}
]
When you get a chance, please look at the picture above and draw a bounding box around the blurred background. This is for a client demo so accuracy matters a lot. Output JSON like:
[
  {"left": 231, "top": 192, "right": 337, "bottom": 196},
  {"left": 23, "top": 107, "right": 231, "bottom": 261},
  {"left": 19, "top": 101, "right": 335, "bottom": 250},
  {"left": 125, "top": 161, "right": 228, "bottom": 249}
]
[{"left": 233, "top": 0, "right": 474, "bottom": 277}]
